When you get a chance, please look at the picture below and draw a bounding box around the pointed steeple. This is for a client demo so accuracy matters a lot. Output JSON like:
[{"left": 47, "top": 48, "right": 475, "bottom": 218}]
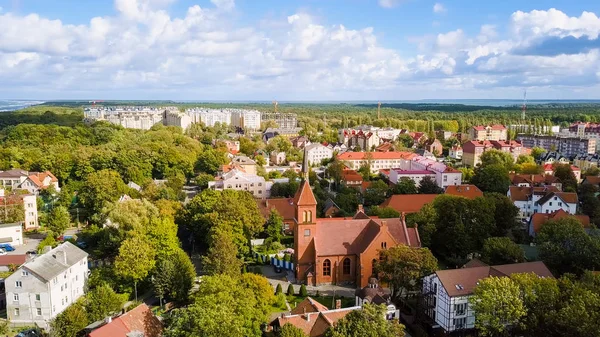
[
  {"left": 294, "top": 147, "right": 317, "bottom": 207},
  {"left": 302, "top": 146, "right": 309, "bottom": 181}
]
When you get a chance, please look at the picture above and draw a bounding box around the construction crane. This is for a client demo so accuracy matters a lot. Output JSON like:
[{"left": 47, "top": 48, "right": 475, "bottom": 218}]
[
  {"left": 377, "top": 101, "right": 381, "bottom": 120},
  {"left": 521, "top": 90, "right": 527, "bottom": 120},
  {"left": 272, "top": 100, "right": 278, "bottom": 113}
]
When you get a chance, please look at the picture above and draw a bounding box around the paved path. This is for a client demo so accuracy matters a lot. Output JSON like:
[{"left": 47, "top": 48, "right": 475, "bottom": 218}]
[{"left": 260, "top": 265, "right": 356, "bottom": 298}]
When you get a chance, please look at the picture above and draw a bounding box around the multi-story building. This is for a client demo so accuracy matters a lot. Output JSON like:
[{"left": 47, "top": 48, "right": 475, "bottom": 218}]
[
  {"left": 574, "top": 153, "right": 600, "bottom": 171},
  {"left": 208, "top": 169, "right": 269, "bottom": 199},
  {"left": 516, "top": 135, "right": 595, "bottom": 157},
  {"left": 270, "top": 151, "right": 286, "bottom": 166},
  {"left": 422, "top": 261, "right": 553, "bottom": 334},
  {"left": 537, "top": 151, "right": 570, "bottom": 165},
  {"left": 0, "top": 170, "right": 60, "bottom": 195},
  {"left": 468, "top": 125, "right": 507, "bottom": 141},
  {"left": 263, "top": 127, "right": 303, "bottom": 142},
  {"left": 231, "top": 109, "right": 261, "bottom": 130},
  {"left": 449, "top": 145, "right": 463, "bottom": 160},
  {"left": 6, "top": 242, "right": 88, "bottom": 329},
  {"left": 462, "top": 140, "right": 526, "bottom": 167},
  {"left": 84, "top": 107, "right": 167, "bottom": 130},
  {"left": 564, "top": 122, "right": 600, "bottom": 139},
  {"left": 0, "top": 190, "right": 39, "bottom": 230},
  {"left": 163, "top": 110, "right": 192, "bottom": 130},
  {"left": 337, "top": 152, "right": 417, "bottom": 173},
  {"left": 338, "top": 126, "right": 402, "bottom": 148},
  {"left": 186, "top": 108, "right": 232, "bottom": 127},
  {"left": 507, "top": 186, "right": 577, "bottom": 221},
  {"left": 304, "top": 144, "right": 334, "bottom": 166},
  {"left": 261, "top": 112, "right": 298, "bottom": 129},
  {"left": 386, "top": 156, "right": 462, "bottom": 188}
]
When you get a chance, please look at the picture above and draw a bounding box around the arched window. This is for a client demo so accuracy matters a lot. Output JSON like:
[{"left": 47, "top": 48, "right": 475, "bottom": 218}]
[
  {"left": 323, "top": 259, "right": 331, "bottom": 276},
  {"left": 381, "top": 242, "right": 387, "bottom": 249},
  {"left": 308, "top": 211, "right": 313, "bottom": 223},
  {"left": 343, "top": 258, "right": 351, "bottom": 275},
  {"left": 372, "top": 259, "right": 377, "bottom": 277},
  {"left": 303, "top": 211, "right": 308, "bottom": 223}
]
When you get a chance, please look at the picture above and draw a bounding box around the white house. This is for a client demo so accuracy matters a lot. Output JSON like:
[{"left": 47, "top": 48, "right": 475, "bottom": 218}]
[
  {"left": 208, "top": 169, "right": 269, "bottom": 199},
  {"left": 386, "top": 156, "right": 463, "bottom": 188},
  {"left": 305, "top": 143, "right": 334, "bottom": 166},
  {"left": 449, "top": 146, "right": 463, "bottom": 160},
  {"left": 0, "top": 170, "right": 60, "bottom": 195},
  {"left": 5, "top": 242, "right": 88, "bottom": 329},
  {"left": 423, "top": 261, "right": 553, "bottom": 333},
  {"left": 507, "top": 186, "right": 577, "bottom": 221},
  {"left": 0, "top": 222, "right": 23, "bottom": 246}
]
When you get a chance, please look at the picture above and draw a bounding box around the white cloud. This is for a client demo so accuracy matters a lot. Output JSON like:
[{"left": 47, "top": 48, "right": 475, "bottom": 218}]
[
  {"left": 210, "top": 0, "right": 235, "bottom": 11},
  {"left": 378, "top": 0, "right": 404, "bottom": 9},
  {"left": 433, "top": 3, "right": 446, "bottom": 14}
]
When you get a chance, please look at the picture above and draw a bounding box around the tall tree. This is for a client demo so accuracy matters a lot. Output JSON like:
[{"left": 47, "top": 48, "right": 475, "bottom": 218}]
[
  {"left": 363, "top": 180, "right": 389, "bottom": 206},
  {"left": 472, "top": 164, "right": 511, "bottom": 194},
  {"left": 49, "top": 301, "right": 89, "bottom": 337},
  {"left": 202, "top": 229, "right": 243, "bottom": 277},
  {"left": 79, "top": 169, "right": 128, "bottom": 217},
  {"left": 46, "top": 206, "right": 71, "bottom": 234},
  {"left": 481, "top": 237, "right": 525, "bottom": 265},
  {"left": 390, "top": 177, "right": 417, "bottom": 195},
  {"left": 417, "top": 176, "right": 443, "bottom": 194},
  {"left": 114, "top": 233, "right": 156, "bottom": 299},
  {"left": 480, "top": 149, "right": 514, "bottom": 171},
  {"left": 85, "top": 284, "right": 126, "bottom": 322},
  {"left": 325, "top": 303, "right": 405, "bottom": 337},
  {"left": 153, "top": 248, "right": 196, "bottom": 303},
  {"left": 265, "top": 209, "right": 284, "bottom": 243},
  {"left": 553, "top": 164, "right": 578, "bottom": 192}
]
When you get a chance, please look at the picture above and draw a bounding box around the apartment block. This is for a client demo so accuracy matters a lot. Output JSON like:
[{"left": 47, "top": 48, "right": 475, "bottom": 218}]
[{"left": 516, "top": 135, "right": 595, "bottom": 157}]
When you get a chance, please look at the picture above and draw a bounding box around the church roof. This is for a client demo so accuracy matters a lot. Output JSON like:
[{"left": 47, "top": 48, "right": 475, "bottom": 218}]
[{"left": 294, "top": 180, "right": 317, "bottom": 206}]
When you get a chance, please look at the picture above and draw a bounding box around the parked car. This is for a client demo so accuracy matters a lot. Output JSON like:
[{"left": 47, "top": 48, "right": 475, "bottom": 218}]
[
  {"left": 0, "top": 244, "right": 15, "bottom": 252},
  {"left": 16, "top": 328, "right": 41, "bottom": 337},
  {"left": 0, "top": 248, "right": 7, "bottom": 256}
]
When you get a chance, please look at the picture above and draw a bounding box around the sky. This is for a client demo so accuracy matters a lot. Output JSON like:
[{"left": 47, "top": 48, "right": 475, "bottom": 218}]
[{"left": 1, "top": 0, "right": 600, "bottom": 100}]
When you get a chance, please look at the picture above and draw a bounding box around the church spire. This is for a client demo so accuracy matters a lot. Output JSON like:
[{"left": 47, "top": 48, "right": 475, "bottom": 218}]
[
  {"left": 294, "top": 146, "right": 317, "bottom": 207},
  {"left": 302, "top": 146, "right": 309, "bottom": 181}
]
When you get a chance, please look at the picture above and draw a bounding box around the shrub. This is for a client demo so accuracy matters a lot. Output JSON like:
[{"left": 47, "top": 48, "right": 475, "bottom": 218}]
[
  {"left": 286, "top": 284, "right": 295, "bottom": 296},
  {"left": 275, "top": 284, "right": 283, "bottom": 295},
  {"left": 300, "top": 284, "right": 308, "bottom": 297}
]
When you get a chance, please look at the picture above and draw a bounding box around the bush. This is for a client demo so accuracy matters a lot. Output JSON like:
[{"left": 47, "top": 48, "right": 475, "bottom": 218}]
[
  {"left": 300, "top": 284, "right": 308, "bottom": 297},
  {"left": 274, "top": 292, "right": 287, "bottom": 309},
  {"left": 286, "top": 284, "right": 295, "bottom": 296},
  {"left": 275, "top": 284, "right": 283, "bottom": 295}
]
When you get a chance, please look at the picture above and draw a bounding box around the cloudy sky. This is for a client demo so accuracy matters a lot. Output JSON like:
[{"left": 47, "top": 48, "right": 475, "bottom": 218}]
[{"left": 1, "top": 0, "right": 600, "bottom": 100}]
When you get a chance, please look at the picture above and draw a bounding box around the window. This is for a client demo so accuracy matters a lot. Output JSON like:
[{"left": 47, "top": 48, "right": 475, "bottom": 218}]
[
  {"left": 381, "top": 242, "right": 387, "bottom": 249},
  {"left": 15, "top": 281, "right": 22, "bottom": 288},
  {"left": 283, "top": 223, "right": 290, "bottom": 230},
  {"left": 14, "top": 308, "right": 19, "bottom": 317},
  {"left": 453, "top": 317, "right": 467, "bottom": 329},
  {"left": 343, "top": 258, "right": 351, "bottom": 275},
  {"left": 303, "top": 211, "right": 307, "bottom": 223},
  {"left": 454, "top": 303, "right": 467, "bottom": 316},
  {"left": 372, "top": 259, "right": 377, "bottom": 276},
  {"left": 549, "top": 202, "right": 552, "bottom": 206},
  {"left": 323, "top": 259, "right": 331, "bottom": 276},
  {"left": 36, "top": 308, "right": 42, "bottom": 316},
  {"left": 35, "top": 294, "right": 40, "bottom": 301},
  {"left": 304, "top": 229, "right": 311, "bottom": 237},
  {"left": 13, "top": 294, "right": 18, "bottom": 302},
  {"left": 21, "top": 271, "right": 28, "bottom": 276},
  {"left": 559, "top": 202, "right": 563, "bottom": 206}
]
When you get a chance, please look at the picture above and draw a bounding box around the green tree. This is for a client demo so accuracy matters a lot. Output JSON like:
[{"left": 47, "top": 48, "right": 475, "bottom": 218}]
[
  {"left": 327, "top": 158, "right": 345, "bottom": 184},
  {"left": 325, "top": 303, "right": 405, "bottom": 337},
  {"left": 397, "top": 134, "right": 414, "bottom": 148},
  {"left": 484, "top": 193, "right": 519, "bottom": 236},
  {"left": 472, "top": 164, "right": 510, "bottom": 194},
  {"left": 470, "top": 276, "right": 526, "bottom": 337},
  {"left": 531, "top": 147, "right": 545, "bottom": 160},
  {"left": 79, "top": 169, "right": 128, "bottom": 216},
  {"left": 153, "top": 248, "right": 196, "bottom": 303},
  {"left": 286, "top": 283, "right": 295, "bottom": 296},
  {"left": 410, "top": 203, "right": 437, "bottom": 247},
  {"left": 481, "top": 237, "right": 525, "bottom": 265},
  {"left": 45, "top": 205, "right": 71, "bottom": 234},
  {"left": 279, "top": 323, "right": 308, "bottom": 337},
  {"left": 417, "top": 176, "right": 443, "bottom": 194},
  {"left": 553, "top": 164, "right": 578, "bottom": 192},
  {"left": 300, "top": 284, "right": 308, "bottom": 297},
  {"left": 265, "top": 209, "right": 284, "bottom": 243},
  {"left": 85, "top": 284, "right": 125, "bottom": 322},
  {"left": 584, "top": 166, "right": 600, "bottom": 177},
  {"left": 49, "top": 301, "right": 89, "bottom": 337},
  {"left": 390, "top": 177, "right": 417, "bottom": 195},
  {"left": 516, "top": 154, "right": 535, "bottom": 165},
  {"left": 195, "top": 173, "right": 214, "bottom": 189},
  {"left": 458, "top": 167, "right": 474, "bottom": 183},
  {"left": 202, "top": 229, "right": 243, "bottom": 277},
  {"left": 197, "top": 148, "right": 228, "bottom": 175},
  {"left": 480, "top": 149, "right": 514, "bottom": 171},
  {"left": 378, "top": 245, "right": 438, "bottom": 301},
  {"left": 275, "top": 284, "right": 283, "bottom": 295},
  {"left": 363, "top": 180, "right": 389, "bottom": 206},
  {"left": 510, "top": 273, "right": 560, "bottom": 337},
  {"left": 114, "top": 234, "right": 156, "bottom": 298},
  {"left": 37, "top": 234, "right": 58, "bottom": 253},
  {"left": 371, "top": 206, "right": 400, "bottom": 219}
]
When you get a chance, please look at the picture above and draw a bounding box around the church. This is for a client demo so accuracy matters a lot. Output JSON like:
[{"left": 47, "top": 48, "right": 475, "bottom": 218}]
[{"left": 293, "top": 159, "right": 421, "bottom": 288}]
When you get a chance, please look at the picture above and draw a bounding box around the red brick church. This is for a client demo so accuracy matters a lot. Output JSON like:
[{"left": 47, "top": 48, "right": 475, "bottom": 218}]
[{"left": 293, "top": 161, "right": 421, "bottom": 288}]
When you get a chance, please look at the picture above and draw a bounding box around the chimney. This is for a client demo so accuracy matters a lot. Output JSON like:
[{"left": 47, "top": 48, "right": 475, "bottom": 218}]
[
  {"left": 380, "top": 220, "right": 387, "bottom": 228},
  {"left": 335, "top": 299, "right": 341, "bottom": 309},
  {"left": 401, "top": 212, "right": 406, "bottom": 223}
]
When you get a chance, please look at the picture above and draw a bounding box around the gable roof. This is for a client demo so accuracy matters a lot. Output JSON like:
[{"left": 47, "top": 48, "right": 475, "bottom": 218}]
[
  {"left": 0, "top": 169, "right": 29, "bottom": 178},
  {"left": 508, "top": 186, "right": 560, "bottom": 202},
  {"left": 583, "top": 176, "right": 600, "bottom": 185},
  {"left": 536, "top": 191, "right": 578, "bottom": 205},
  {"left": 0, "top": 254, "right": 27, "bottom": 266},
  {"left": 21, "top": 242, "right": 87, "bottom": 281},
  {"left": 530, "top": 209, "right": 591, "bottom": 234},
  {"left": 435, "top": 261, "right": 553, "bottom": 297},
  {"left": 290, "top": 297, "right": 329, "bottom": 315},
  {"left": 256, "top": 198, "right": 296, "bottom": 221},
  {"left": 293, "top": 180, "right": 317, "bottom": 206},
  {"left": 380, "top": 194, "right": 438, "bottom": 213},
  {"left": 88, "top": 304, "right": 162, "bottom": 337},
  {"left": 275, "top": 307, "right": 359, "bottom": 337},
  {"left": 342, "top": 169, "right": 363, "bottom": 182},
  {"left": 444, "top": 185, "right": 483, "bottom": 199}
]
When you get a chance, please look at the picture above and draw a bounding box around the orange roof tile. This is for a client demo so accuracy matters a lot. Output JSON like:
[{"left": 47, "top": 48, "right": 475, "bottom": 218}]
[
  {"left": 530, "top": 209, "right": 591, "bottom": 234},
  {"left": 380, "top": 194, "right": 438, "bottom": 213},
  {"left": 444, "top": 185, "right": 483, "bottom": 199},
  {"left": 89, "top": 304, "right": 162, "bottom": 337},
  {"left": 256, "top": 198, "right": 296, "bottom": 221},
  {"left": 337, "top": 151, "right": 415, "bottom": 161},
  {"left": 294, "top": 180, "right": 317, "bottom": 206}
]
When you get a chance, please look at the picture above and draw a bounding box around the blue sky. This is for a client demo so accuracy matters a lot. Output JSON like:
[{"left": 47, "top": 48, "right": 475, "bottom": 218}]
[{"left": 1, "top": 0, "right": 600, "bottom": 100}]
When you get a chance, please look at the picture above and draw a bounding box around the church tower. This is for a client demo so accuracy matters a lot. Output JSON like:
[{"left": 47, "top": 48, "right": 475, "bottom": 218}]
[{"left": 294, "top": 148, "right": 317, "bottom": 284}]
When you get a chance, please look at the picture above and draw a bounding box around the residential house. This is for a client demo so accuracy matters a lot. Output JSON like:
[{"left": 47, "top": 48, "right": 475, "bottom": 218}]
[
  {"left": 444, "top": 185, "right": 483, "bottom": 199},
  {"left": 208, "top": 169, "right": 269, "bottom": 199},
  {"left": 0, "top": 170, "right": 60, "bottom": 194},
  {"left": 380, "top": 194, "right": 438, "bottom": 214},
  {"left": 528, "top": 209, "right": 590, "bottom": 237},
  {"left": 538, "top": 151, "right": 569, "bottom": 165},
  {"left": 409, "top": 132, "right": 427, "bottom": 147},
  {"left": 436, "top": 130, "right": 454, "bottom": 140},
  {"left": 0, "top": 192, "right": 39, "bottom": 230},
  {"left": 462, "top": 140, "right": 526, "bottom": 167},
  {"left": 424, "top": 139, "right": 443, "bottom": 156},
  {"left": 293, "top": 161, "right": 421, "bottom": 287},
  {"left": 339, "top": 129, "right": 381, "bottom": 150},
  {"left": 87, "top": 303, "right": 162, "bottom": 337},
  {"left": 422, "top": 261, "right": 553, "bottom": 333},
  {"left": 375, "top": 142, "right": 394, "bottom": 153},
  {"left": 326, "top": 142, "right": 348, "bottom": 154},
  {"left": 221, "top": 156, "right": 258, "bottom": 175},
  {"left": 214, "top": 139, "right": 240, "bottom": 154},
  {"left": 305, "top": 144, "right": 334, "bottom": 166},
  {"left": 449, "top": 145, "right": 463, "bottom": 160},
  {"left": 468, "top": 125, "right": 508, "bottom": 141},
  {"left": 510, "top": 174, "right": 563, "bottom": 191},
  {"left": 507, "top": 186, "right": 577, "bottom": 221},
  {"left": 542, "top": 164, "right": 581, "bottom": 182},
  {"left": 355, "top": 278, "right": 400, "bottom": 320},
  {"left": 337, "top": 152, "right": 418, "bottom": 173},
  {"left": 290, "top": 136, "right": 311, "bottom": 149},
  {"left": 270, "top": 151, "right": 287, "bottom": 166},
  {"left": 516, "top": 135, "right": 595, "bottom": 157},
  {"left": 6, "top": 242, "right": 88, "bottom": 329},
  {"left": 0, "top": 222, "right": 24, "bottom": 247},
  {"left": 341, "top": 170, "right": 364, "bottom": 190},
  {"left": 256, "top": 198, "right": 296, "bottom": 233},
  {"left": 386, "top": 156, "right": 462, "bottom": 188},
  {"left": 323, "top": 198, "right": 342, "bottom": 218}
]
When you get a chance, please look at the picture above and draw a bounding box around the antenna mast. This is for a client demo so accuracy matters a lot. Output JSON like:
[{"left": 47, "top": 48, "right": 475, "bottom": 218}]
[{"left": 521, "top": 90, "right": 527, "bottom": 120}]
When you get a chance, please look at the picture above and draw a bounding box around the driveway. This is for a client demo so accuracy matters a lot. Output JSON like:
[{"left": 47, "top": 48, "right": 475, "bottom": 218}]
[{"left": 10, "top": 236, "right": 40, "bottom": 255}]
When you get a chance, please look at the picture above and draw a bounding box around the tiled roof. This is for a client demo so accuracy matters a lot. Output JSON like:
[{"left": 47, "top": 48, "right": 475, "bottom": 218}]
[
  {"left": 275, "top": 307, "right": 359, "bottom": 337},
  {"left": 583, "top": 176, "right": 600, "bottom": 185},
  {"left": 342, "top": 170, "right": 363, "bottom": 182},
  {"left": 0, "top": 255, "right": 27, "bottom": 266},
  {"left": 536, "top": 192, "right": 578, "bottom": 205},
  {"left": 293, "top": 180, "right": 317, "bottom": 206},
  {"left": 462, "top": 258, "right": 488, "bottom": 268},
  {"left": 256, "top": 198, "right": 296, "bottom": 220},
  {"left": 472, "top": 124, "right": 507, "bottom": 131},
  {"left": 444, "top": 185, "right": 483, "bottom": 199},
  {"left": 530, "top": 209, "right": 590, "bottom": 234},
  {"left": 0, "top": 169, "right": 28, "bottom": 178},
  {"left": 337, "top": 151, "right": 416, "bottom": 161},
  {"left": 508, "top": 186, "right": 560, "bottom": 202},
  {"left": 89, "top": 304, "right": 162, "bottom": 337},
  {"left": 435, "top": 261, "right": 553, "bottom": 297},
  {"left": 290, "top": 297, "right": 329, "bottom": 315},
  {"left": 380, "top": 194, "right": 438, "bottom": 213}
]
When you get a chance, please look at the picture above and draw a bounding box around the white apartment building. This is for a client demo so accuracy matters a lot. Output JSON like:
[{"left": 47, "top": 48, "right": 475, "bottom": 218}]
[
  {"left": 85, "top": 107, "right": 167, "bottom": 130},
  {"left": 0, "top": 191, "right": 39, "bottom": 230},
  {"left": 186, "top": 108, "right": 232, "bottom": 127},
  {"left": 337, "top": 152, "right": 415, "bottom": 173},
  {"left": 6, "top": 242, "right": 88, "bottom": 329},
  {"left": 423, "top": 261, "right": 553, "bottom": 334},
  {"left": 164, "top": 110, "right": 192, "bottom": 130},
  {"left": 231, "top": 109, "right": 261, "bottom": 130},
  {"left": 304, "top": 143, "right": 334, "bottom": 166},
  {"left": 449, "top": 146, "right": 463, "bottom": 160},
  {"left": 507, "top": 186, "right": 577, "bottom": 221},
  {"left": 385, "top": 156, "right": 463, "bottom": 188},
  {"left": 468, "top": 125, "right": 508, "bottom": 141},
  {"left": 208, "top": 169, "right": 269, "bottom": 199}
]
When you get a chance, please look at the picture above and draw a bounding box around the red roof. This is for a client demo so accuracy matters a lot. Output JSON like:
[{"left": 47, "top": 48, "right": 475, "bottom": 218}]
[
  {"left": 256, "top": 198, "right": 296, "bottom": 221},
  {"left": 380, "top": 194, "right": 438, "bottom": 213},
  {"left": 530, "top": 209, "right": 591, "bottom": 234},
  {"left": 0, "top": 255, "right": 27, "bottom": 266},
  {"left": 89, "top": 304, "right": 162, "bottom": 337},
  {"left": 294, "top": 180, "right": 317, "bottom": 206},
  {"left": 337, "top": 151, "right": 416, "bottom": 161},
  {"left": 342, "top": 169, "right": 363, "bottom": 182},
  {"left": 444, "top": 185, "right": 483, "bottom": 199},
  {"left": 472, "top": 124, "right": 506, "bottom": 131}
]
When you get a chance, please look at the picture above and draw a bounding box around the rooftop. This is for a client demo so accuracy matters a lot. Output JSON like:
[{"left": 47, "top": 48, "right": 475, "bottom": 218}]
[
  {"left": 20, "top": 242, "right": 87, "bottom": 281},
  {"left": 380, "top": 194, "right": 438, "bottom": 213}
]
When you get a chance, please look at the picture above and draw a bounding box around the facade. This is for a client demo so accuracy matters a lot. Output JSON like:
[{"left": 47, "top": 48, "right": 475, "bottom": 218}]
[
  {"left": 163, "top": 110, "right": 192, "bottom": 130},
  {"left": 0, "top": 192, "right": 39, "bottom": 230},
  {"left": 261, "top": 112, "right": 298, "bottom": 129},
  {"left": 208, "top": 169, "right": 269, "bottom": 199},
  {"left": 0, "top": 170, "right": 60, "bottom": 194},
  {"left": 6, "top": 242, "right": 88, "bottom": 329},
  {"left": 507, "top": 186, "right": 577, "bottom": 221},
  {"left": 424, "top": 139, "right": 443, "bottom": 156},
  {"left": 337, "top": 152, "right": 417, "bottom": 173},
  {"left": 231, "top": 109, "right": 261, "bottom": 130},
  {"left": 338, "top": 126, "right": 402, "bottom": 149},
  {"left": 468, "top": 125, "right": 507, "bottom": 141},
  {"left": 228, "top": 156, "right": 258, "bottom": 175},
  {"left": 270, "top": 151, "right": 287, "bottom": 165},
  {"left": 462, "top": 140, "right": 526, "bottom": 167},
  {"left": 385, "top": 156, "right": 462, "bottom": 188},
  {"left": 537, "top": 151, "right": 569, "bottom": 165},
  {"left": 186, "top": 108, "right": 232, "bottom": 127},
  {"left": 541, "top": 164, "right": 581, "bottom": 183},
  {"left": 84, "top": 107, "right": 168, "bottom": 130},
  {"left": 0, "top": 222, "right": 24, "bottom": 246},
  {"left": 422, "top": 261, "right": 553, "bottom": 333},
  {"left": 305, "top": 144, "right": 334, "bottom": 166},
  {"left": 263, "top": 127, "right": 303, "bottom": 142},
  {"left": 449, "top": 145, "right": 463, "bottom": 160},
  {"left": 516, "top": 135, "right": 595, "bottom": 157},
  {"left": 574, "top": 153, "right": 600, "bottom": 171}
]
